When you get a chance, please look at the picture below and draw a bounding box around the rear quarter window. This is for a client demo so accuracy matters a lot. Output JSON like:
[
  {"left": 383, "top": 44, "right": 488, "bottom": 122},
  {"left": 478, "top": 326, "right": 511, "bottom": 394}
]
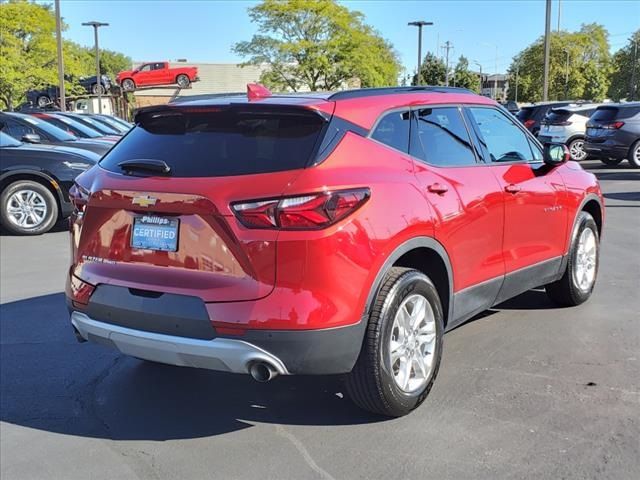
[{"left": 99, "top": 107, "right": 327, "bottom": 177}]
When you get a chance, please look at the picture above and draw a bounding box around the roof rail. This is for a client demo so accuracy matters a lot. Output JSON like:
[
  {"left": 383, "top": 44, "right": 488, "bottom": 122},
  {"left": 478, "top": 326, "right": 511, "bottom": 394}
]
[{"left": 328, "top": 86, "right": 474, "bottom": 101}]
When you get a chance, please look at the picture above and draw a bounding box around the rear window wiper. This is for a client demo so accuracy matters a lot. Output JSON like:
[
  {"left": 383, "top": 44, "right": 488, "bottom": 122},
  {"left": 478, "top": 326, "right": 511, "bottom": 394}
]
[{"left": 118, "top": 159, "right": 171, "bottom": 175}]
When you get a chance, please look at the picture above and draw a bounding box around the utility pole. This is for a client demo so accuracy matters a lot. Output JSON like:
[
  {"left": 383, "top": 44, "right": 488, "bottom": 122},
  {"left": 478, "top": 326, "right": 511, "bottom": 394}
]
[
  {"left": 563, "top": 49, "right": 570, "bottom": 99},
  {"left": 54, "top": 0, "right": 65, "bottom": 111},
  {"left": 82, "top": 21, "right": 109, "bottom": 113},
  {"left": 443, "top": 41, "right": 453, "bottom": 86},
  {"left": 493, "top": 46, "right": 498, "bottom": 100},
  {"left": 543, "top": 0, "right": 552, "bottom": 101},
  {"left": 631, "top": 39, "right": 638, "bottom": 101},
  {"left": 557, "top": 0, "right": 561, "bottom": 32},
  {"left": 408, "top": 21, "right": 434, "bottom": 85},
  {"left": 515, "top": 62, "right": 520, "bottom": 103}
]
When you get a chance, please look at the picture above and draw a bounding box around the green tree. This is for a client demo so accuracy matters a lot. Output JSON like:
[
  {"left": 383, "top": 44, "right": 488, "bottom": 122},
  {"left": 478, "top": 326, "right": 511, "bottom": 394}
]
[
  {"left": 0, "top": 0, "right": 59, "bottom": 109},
  {"left": 452, "top": 56, "right": 480, "bottom": 92},
  {"left": 412, "top": 52, "right": 446, "bottom": 86},
  {"left": 507, "top": 24, "right": 612, "bottom": 102},
  {"left": 233, "top": 0, "right": 400, "bottom": 91},
  {"left": 608, "top": 30, "right": 640, "bottom": 101}
]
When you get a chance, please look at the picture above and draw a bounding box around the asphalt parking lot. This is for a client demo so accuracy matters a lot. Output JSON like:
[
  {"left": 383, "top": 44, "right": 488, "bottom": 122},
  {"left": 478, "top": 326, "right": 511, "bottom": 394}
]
[{"left": 1, "top": 160, "right": 638, "bottom": 480}]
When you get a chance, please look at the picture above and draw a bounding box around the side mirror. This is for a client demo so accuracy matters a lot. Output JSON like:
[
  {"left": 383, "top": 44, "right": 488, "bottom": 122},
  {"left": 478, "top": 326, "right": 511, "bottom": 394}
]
[
  {"left": 543, "top": 142, "right": 569, "bottom": 166},
  {"left": 22, "top": 133, "right": 41, "bottom": 144}
]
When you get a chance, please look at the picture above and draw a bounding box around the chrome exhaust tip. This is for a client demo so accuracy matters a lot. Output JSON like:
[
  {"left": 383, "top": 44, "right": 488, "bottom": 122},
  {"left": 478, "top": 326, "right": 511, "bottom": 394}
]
[{"left": 249, "top": 361, "right": 278, "bottom": 382}]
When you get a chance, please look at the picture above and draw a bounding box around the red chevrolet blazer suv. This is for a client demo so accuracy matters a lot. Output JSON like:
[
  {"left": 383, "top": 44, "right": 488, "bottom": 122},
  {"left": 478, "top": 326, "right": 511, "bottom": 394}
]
[{"left": 66, "top": 85, "right": 603, "bottom": 417}]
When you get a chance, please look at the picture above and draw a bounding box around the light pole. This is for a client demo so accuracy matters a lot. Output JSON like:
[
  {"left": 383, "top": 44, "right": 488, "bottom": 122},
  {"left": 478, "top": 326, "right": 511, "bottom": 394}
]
[
  {"left": 563, "top": 49, "right": 570, "bottom": 99},
  {"left": 408, "top": 21, "right": 433, "bottom": 85},
  {"left": 473, "top": 61, "right": 483, "bottom": 95},
  {"left": 54, "top": 0, "right": 65, "bottom": 111},
  {"left": 543, "top": 0, "right": 552, "bottom": 101},
  {"left": 514, "top": 61, "right": 521, "bottom": 103},
  {"left": 82, "top": 21, "right": 109, "bottom": 113}
]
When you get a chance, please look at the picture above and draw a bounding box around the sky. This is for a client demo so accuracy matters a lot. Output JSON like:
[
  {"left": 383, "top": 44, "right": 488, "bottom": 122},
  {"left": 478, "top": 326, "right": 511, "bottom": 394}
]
[{"left": 54, "top": 0, "right": 639, "bottom": 76}]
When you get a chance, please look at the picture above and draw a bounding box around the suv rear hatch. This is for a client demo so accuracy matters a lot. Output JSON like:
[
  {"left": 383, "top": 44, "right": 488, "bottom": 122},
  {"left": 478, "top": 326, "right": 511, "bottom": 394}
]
[{"left": 72, "top": 103, "right": 331, "bottom": 302}]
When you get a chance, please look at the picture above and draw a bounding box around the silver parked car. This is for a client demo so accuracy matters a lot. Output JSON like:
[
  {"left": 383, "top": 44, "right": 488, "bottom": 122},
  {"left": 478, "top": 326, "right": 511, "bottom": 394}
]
[{"left": 538, "top": 104, "right": 601, "bottom": 161}]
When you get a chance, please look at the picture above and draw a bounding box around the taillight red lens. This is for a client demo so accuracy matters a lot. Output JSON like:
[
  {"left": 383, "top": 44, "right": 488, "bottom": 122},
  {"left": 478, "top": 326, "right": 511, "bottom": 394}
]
[
  {"left": 69, "top": 183, "right": 90, "bottom": 214},
  {"left": 232, "top": 188, "right": 370, "bottom": 230},
  {"left": 67, "top": 274, "right": 95, "bottom": 307},
  {"left": 524, "top": 119, "right": 535, "bottom": 128},
  {"left": 608, "top": 121, "right": 625, "bottom": 129}
]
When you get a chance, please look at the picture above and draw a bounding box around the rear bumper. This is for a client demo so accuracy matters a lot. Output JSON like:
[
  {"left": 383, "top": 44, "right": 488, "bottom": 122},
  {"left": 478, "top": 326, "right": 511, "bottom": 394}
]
[
  {"left": 67, "top": 284, "right": 367, "bottom": 375},
  {"left": 71, "top": 311, "right": 290, "bottom": 375},
  {"left": 584, "top": 140, "right": 629, "bottom": 159}
]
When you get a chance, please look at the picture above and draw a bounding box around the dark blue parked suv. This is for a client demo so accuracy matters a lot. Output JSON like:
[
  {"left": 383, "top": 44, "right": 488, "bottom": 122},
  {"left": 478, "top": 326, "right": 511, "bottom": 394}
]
[{"left": 584, "top": 103, "right": 640, "bottom": 168}]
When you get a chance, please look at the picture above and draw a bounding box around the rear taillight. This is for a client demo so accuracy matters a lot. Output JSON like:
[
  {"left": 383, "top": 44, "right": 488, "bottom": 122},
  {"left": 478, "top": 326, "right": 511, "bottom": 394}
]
[
  {"left": 232, "top": 188, "right": 370, "bottom": 230},
  {"left": 524, "top": 119, "right": 535, "bottom": 129},
  {"left": 604, "top": 121, "right": 625, "bottom": 129},
  {"left": 69, "top": 183, "right": 90, "bottom": 217},
  {"left": 67, "top": 274, "right": 95, "bottom": 307}
]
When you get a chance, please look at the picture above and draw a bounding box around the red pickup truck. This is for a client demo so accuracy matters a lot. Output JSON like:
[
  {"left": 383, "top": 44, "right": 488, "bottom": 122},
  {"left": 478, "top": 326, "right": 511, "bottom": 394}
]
[{"left": 116, "top": 62, "right": 199, "bottom": 91}]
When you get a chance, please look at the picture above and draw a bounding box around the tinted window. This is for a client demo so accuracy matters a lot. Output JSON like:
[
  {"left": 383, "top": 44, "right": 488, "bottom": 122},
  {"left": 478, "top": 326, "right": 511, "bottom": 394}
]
[
  {"left": 11, "top": 114, "right": 76, "bottom": 141},
  {"left": 100, "top": 107, "right": 327, "bottom": 177},
  {"left": 371, "top": 110, "right": 410, "bottom": 153},
  {"left": 0, "top": 119, "right": 33, "bottom": 139},
  {"left": 468, "top": 107, "right": 534, "bottom": 163},
  {"left": 517, "top": 108, "right": 534, "bottom": 122},
  {"left": 139, "top": 64, "right": 151, "bottom": 72},
  {"left": 544, "top": 110, "right": 572, "bottom": 124},
  {"left": 410, "top": 107, "right": 476, "bottom": 167},
  {"left": 49, "top": 115, "right": 102, "bottom": 138}
]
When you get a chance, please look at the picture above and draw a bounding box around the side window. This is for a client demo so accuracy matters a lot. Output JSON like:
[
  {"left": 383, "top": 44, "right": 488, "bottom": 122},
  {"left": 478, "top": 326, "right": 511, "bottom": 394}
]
[
  {"left": 153, "top": 63, "right": 164, "bottom": 70},
  {"left": 410, "top": 107, "right": 477, "bottom": 166},
  {"left": 468, "top": 107, "right": 534, "bottom": 163},
  {"left": 1, "top": 120, "right": 32, "bottom": 139},
  {"left": 139, "top": 64, "right": 151, "bottom": 72},
  {"left": 370, "top": 110, "right": 410, "bottom": 153}
]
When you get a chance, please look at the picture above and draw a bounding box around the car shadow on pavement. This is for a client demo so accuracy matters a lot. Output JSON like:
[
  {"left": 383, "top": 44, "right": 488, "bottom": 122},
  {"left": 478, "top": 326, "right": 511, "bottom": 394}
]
[
  {"left": 603, "top": 191, "right": 640, "bottom": 202},
  {"left": 0, "top": 293, "right": 383, "bottom": 442},
  {"left": 0, "top": 219, "right": 68, "bottom": 236}
]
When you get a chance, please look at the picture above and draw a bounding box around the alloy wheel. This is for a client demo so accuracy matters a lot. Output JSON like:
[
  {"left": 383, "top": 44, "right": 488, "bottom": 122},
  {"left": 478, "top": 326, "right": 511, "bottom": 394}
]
[
  {"left": 573, "top": 227, "right": 597, "bottom": 292},
  {"left": 389, "top": 293, "right": 437, "bottom": 393},
  {"left": 6, "top": 189, "right": 48, "bottom": 229},
  {"left": 569, "top": 140, "right": 587, "bottom": 161}
]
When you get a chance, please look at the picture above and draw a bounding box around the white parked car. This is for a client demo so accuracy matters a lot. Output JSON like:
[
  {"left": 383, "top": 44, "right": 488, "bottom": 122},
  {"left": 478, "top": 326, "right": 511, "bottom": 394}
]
[{"left": 538, "top": 104, "right": 601, "bottom": 161}]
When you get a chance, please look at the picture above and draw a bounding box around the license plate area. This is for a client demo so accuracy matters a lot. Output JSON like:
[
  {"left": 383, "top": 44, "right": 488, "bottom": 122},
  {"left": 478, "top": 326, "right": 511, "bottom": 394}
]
[{"left": 131, "top": 215, "right": 179, "bottom": 252}]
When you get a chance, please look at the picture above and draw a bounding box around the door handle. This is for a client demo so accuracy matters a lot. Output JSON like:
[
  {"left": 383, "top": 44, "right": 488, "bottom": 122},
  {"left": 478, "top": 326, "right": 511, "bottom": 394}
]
[
  {"left": 427, "top": 183, "right": 449, "bottom": 195},
  {"left": 505, "top": 184, "right": 521, "bottom": 194}
]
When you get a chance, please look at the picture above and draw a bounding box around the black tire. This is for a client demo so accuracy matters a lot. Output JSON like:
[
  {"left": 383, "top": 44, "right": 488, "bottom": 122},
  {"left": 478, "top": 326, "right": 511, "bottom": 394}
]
[
  {"left": 345, "top": 267, "right": 444, "bottom": 417},
  {"left": 628, "top": 140, "right": 640, "bottom": 168},
  {"left": 176, "top": 74, "right": 190, "bottom": 88},
  {"left": 0, "top": 180, "right": 58, "bottom": 235},
  {"left": 36, "top": 95, "right": 51, "bottom": 108},
  {"left": 121, "top": 78, "right": 135, "bottom": 92},
  {"left": 91, "top": 83, "right": 106, "bottom": 95},
  {"left": 546, "top": 212, "right": 599, "bottom": 307},
  {"left": 567, "top": 138, "right": 587, "bottom": 161}
]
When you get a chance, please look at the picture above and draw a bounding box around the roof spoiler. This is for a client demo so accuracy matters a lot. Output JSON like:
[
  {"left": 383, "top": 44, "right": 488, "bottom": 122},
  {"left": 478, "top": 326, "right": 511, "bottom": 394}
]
[{"left": 247, "top": 83, "right": 272, "bottom": 100}]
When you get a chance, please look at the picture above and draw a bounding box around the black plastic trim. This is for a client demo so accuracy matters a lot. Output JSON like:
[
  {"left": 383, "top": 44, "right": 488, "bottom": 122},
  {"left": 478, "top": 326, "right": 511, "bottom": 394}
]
[
  {"left": 494, "top": 256, "right": 563, "bottom": 305},
  {"left": 237, "top": 321, "right": 367, "bottom": 374},
  {"left": 81, "top": 285, "right": 215, "bottom": 340}
]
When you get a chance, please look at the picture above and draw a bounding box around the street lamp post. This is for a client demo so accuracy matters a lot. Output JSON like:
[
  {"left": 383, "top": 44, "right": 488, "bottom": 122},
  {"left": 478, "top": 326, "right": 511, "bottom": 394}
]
[
  {"left": 563, "top": 49, "right": 570, "bottom": 99},
  {"left": 54, "top": 0, "right": 65, "bottom": 111},
  {"left": 514, "top": 61, "right": 521, "bottom": 103},
  {"left": 473, "top": 61, "right": 483, "bottom": 95},
  {"left": 82, "top": 21, "right": 109, "bottom": 114},
  {"left": 408, "top": 21, "right": 433, "bottom": 85}
]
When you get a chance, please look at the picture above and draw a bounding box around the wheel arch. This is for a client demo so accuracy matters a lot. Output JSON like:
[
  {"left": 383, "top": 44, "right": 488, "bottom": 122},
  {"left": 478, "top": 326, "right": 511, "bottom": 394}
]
[
  {"left": 365, "top": 237, "right": 454, "bottom": 327},
  {"left": 0, "top": 171, "right": 64, "bottom": 220}
]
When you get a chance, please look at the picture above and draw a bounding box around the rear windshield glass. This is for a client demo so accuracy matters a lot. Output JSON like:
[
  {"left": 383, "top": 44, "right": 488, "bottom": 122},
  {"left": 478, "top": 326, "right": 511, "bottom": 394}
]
[
  {"left": 517, "top": 108, "right": 534, "bottom": 122},
  {"left": 544, "top": 110, "right": 571, "bottom": 123},
  {"left": 99, "top": 107, "right": 327, "bottom": 177},
  {"left": 590, "top": 108, "right": 618, "bottom": 122}
]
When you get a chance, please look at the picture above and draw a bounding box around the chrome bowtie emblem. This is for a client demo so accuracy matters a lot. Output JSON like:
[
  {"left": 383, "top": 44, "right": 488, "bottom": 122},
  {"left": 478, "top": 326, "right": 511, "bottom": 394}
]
[{"left": 132, "top": 195, "right": 157, "bottom": 207}]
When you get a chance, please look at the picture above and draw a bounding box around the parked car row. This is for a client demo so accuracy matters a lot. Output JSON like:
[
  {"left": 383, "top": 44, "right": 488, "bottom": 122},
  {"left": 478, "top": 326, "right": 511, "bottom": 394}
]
[
  {"left": 516, "top": 100, "right": 640, "bottom": 168},
  {"left": 0, "top": 111, "right": 131, "bottom": 234}
]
